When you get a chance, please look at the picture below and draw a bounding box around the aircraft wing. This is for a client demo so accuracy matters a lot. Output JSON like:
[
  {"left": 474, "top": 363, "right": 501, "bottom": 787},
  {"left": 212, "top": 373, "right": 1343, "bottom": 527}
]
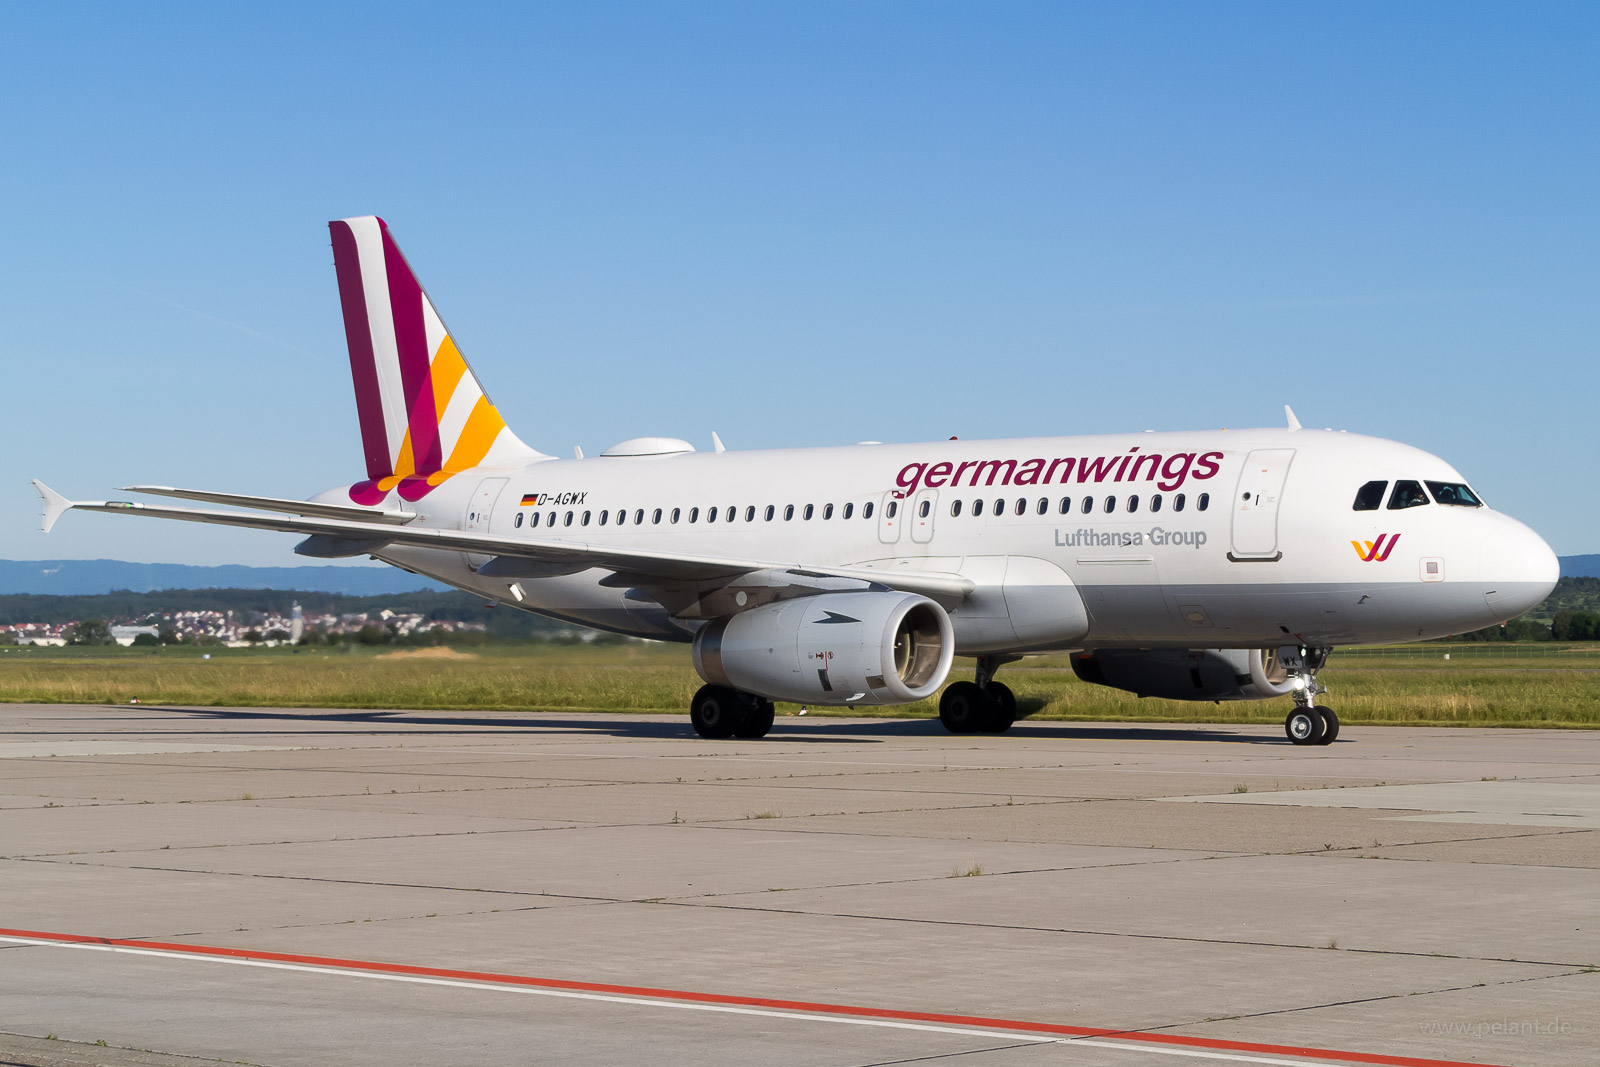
[
  {"left": 119, "top": 485, "right": 418, "bottom": 525},
  {"left": 32, "top": 481, "right": 974, "bottom": 603}
]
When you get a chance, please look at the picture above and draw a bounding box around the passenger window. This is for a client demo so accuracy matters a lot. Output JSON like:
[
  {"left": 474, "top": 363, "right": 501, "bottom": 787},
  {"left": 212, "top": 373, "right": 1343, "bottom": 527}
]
[
  {"left": 530, "top": 512, "right": 540, "bottom": 528},
  {"left": 745, "top": 506, "right": 755, "bottom": 522},
  {"left": 1059, "top": 497, "right": 1071, "bottom": 515},
  {"left": 863, "top": 501, "right": 874, "bottom": 520},
  {"left": 951, "top": 499, "right": 963, "bottom": 518},
  {"left": 887, "top": 501, "right": 898, "bottom": 518},
  {"left": 670, "top": 508, "right": 681, "bottom": 524},
  {"left": 1014, "top": 498, "right": 1026, "bottom": 516},
  {"left": 653, "top": 508, "right": 662, "bottom": 524},
  {"left": 1173, "top": 494, "right": 1185, "bottom": 512},
  {"left": 1037, "top": 498, "right": 1048, "bottom": 516},
  {"left": 564, "top": 511, "right": 574, "bottom": 526},
  {"left": 821, "top": 503, "right": 832, "bottom": 520},
  {"left": 1352, "top": 480, "right": 1387, "bottom": 511},
  {"left": 803, "top": 504, "right": 814, "bottom": 520},
  {"left": 1103, "top": 496, "right": 1115, "bottom": 513},
  {"left": 1081, "top": 497, "right": 1093, "bottom": 515},
  {"left": 843, "top": 502, "right": 853, "bottom": 519},
  {"left": 582, "top": 511, "right": 591, "bottom": 526},
  {"left": 514, "top": 512, "right": 524, "bottom": 528},
  {"left": 1425, "top": 480, "right": 1483, "bottom": 507},
  {"left": 1150, "top": 494, "right": 1162, "bottom": 513},
  {"left": 915, "top": 500, "right": 927, "bottom": 518},
  {"left": 1127, "top": 496, "right": 1139, "bottom": 512},
  {"left": 784, "top": 504, "right": 794, "bottom": 520},
  {"left": 973, "top": 499, "right": 984, "bottom": 516},
  {"left": 706, "top": 506, "right": 717, "bottom": 523},
  {"left": 1198, "top": 493, "right": 1209, "bottom": 512},
  {"left": 612, "top": 510, "right": 622, "bottom": 526},
  {"left": 1387, "top": 480, "right": 1428, "bottom": 510},
  {"left": 635, "top": 509, "right": 645, "bottom": 525},
  {"left": 689, "top": 507, "right": 699, "bottom": 523},
  {"left": 599, "top": 510, "right": 608, "bottom": 525}
]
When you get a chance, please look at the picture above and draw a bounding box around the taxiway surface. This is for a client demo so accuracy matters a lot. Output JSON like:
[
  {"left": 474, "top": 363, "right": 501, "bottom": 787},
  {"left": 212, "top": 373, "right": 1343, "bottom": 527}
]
[{"left": 2, "top": 704, "right": 1596, "bottom": 1066}]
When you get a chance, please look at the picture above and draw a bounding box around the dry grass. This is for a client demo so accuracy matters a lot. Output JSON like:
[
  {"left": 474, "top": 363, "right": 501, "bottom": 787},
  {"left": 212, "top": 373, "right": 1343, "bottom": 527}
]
[{"left": 0, "top": 642, "right": 1596, "bottom": 727}]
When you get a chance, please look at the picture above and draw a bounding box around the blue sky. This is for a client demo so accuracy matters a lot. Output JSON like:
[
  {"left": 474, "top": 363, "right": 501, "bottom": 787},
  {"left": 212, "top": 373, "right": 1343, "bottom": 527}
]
[{"left": 4, "top": 2, "right": 1595, "bottom": 564}]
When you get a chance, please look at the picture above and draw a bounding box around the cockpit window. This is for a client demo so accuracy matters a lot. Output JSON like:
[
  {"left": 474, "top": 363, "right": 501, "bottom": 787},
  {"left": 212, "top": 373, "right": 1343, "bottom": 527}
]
[
  {"left": 1387, "top": 479, "right": 1429, "bottom": 510},
  {"left": 1352, "top": 480, "right": 1387, "bottom": 511},
  {"left": 1425, "top": 480, "right": 1483, "bottom": 507}
]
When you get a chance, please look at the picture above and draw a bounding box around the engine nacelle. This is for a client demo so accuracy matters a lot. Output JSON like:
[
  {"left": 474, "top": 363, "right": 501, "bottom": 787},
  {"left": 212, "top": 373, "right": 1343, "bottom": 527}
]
[
  {"left": 1071, "top": 646, "right": 1303, "bottom": 702},
  {"left": 692, "top": 591, "right": 955, "bottom": 706}
]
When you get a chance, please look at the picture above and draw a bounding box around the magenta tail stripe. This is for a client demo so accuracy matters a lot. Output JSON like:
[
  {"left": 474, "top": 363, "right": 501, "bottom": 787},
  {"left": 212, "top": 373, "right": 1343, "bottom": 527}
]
[
  {"left": 381, "top": 225, "right": 442, "bottom": 474},
  {"left": 329, "top": 221, "right": 392, "bottom": 481}
]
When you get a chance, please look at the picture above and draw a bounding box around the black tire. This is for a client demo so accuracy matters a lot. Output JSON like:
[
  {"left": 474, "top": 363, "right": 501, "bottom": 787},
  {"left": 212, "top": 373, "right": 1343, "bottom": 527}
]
[
  {"left": 1315, "top": 706, "right": 1339, "bottom": 745},
  {"left": 939, "top": 681, "right": 985, "bottom": 733},
  {"left": 981, "top": 683, "right": 1016, "bottom": 733},
  {"left": 690, "top": 684, "right": 740, "bottom": 739},
  {"left": 733, "top": 699, "right": 776, "bottom": 739},
  {"left": 1285, "top": 707, "right": 1325, "bottom": 746}
]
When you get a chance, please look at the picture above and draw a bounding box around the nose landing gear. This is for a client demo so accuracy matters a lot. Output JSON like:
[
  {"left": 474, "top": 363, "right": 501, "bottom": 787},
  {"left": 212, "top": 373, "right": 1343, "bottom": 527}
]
[{"left": 1284, "top": 647, "right": 1338, "bottom": 745}]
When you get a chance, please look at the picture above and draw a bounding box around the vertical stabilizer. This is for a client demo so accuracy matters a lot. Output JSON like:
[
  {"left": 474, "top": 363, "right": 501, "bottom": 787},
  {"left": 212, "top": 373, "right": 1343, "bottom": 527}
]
[{"left": 328, "top": 216, "right": 545, "bottom": 504}]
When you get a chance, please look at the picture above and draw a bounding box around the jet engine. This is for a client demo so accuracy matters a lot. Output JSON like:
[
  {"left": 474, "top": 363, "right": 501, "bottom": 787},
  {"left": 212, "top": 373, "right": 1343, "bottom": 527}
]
[
  {"left": 692, "top": 591, "right": 955, "bottom": 706},
  {"left": 1070, "top": 646, "right": 1303, "bottom": 702}
]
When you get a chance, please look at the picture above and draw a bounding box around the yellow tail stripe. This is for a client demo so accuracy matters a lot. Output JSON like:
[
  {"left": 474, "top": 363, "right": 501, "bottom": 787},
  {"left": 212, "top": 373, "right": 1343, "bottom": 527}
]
[
  {"left": 429, "top": 336, "right": 470, "bottom": 422},
  {"left": 443, "top": 396, "right": 509, "bottom": 472}
]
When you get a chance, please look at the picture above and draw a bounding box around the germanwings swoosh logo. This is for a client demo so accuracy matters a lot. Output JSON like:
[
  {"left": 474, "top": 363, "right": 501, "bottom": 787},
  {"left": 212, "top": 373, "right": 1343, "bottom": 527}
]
[{"left": 1352, "top": 533, "right": 1401, "bottom": 562}]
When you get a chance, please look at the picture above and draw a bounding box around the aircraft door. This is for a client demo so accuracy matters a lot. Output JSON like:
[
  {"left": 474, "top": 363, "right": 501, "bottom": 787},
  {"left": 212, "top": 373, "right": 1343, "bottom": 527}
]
[
  {"left": 877, "top": 491, "right": 903, "bottom": 544},
  {"left": 463, "top": 477, "right": 508, "bottom": 569},
  {"left": 1230, "top": 449, "right": 1294, "bottom": 560},
  {"left": 909, "top": 488, "right": 937, "bottom": 544}
]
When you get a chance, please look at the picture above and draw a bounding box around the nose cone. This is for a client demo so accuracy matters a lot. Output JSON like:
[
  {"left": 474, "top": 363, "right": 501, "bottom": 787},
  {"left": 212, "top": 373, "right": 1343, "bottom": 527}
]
[{"left": 1482, "top": 518, "right": 1559, "bottom": 623}]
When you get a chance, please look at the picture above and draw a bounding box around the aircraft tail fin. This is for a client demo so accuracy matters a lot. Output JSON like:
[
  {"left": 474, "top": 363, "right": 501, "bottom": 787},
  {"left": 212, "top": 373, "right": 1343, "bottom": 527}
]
[{"left": 328, "top": 216, "right": 546, "bottom": 505}]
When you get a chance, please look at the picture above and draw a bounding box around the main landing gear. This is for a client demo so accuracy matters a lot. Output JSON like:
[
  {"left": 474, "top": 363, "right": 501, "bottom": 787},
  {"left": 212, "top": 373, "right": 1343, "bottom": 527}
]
[
  {"left": 690, "top": 684, "right": 776, "bottom": 740},
  {"left": 1284, "top": 646, "right": 1338, "bottom": 746},
  {"left": 939, "top": 655, "right": 1018, "bottom": 734}
]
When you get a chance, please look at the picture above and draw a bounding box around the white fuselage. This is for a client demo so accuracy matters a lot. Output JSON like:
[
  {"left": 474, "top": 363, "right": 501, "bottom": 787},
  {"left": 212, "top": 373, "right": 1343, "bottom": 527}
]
[{"left": 352, "top": 426, "right": 1557, "bottom": 653}]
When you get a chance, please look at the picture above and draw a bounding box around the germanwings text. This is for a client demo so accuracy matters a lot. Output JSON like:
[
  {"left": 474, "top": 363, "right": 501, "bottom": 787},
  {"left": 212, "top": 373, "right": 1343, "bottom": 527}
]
[{"left": 895, "top": 448, "right": 1223, "bottom": 496}]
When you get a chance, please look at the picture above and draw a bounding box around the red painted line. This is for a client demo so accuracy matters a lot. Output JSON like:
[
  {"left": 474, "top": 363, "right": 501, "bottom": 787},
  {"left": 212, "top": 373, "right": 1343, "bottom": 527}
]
[{"left": 0, "top": 927, "right": 1509, "bottom": 1067}]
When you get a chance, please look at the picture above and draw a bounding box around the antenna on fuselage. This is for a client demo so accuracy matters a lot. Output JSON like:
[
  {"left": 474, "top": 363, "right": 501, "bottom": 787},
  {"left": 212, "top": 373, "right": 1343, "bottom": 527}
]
[
  {"left": 711, "top": 431, "right": 726, "bottom": 454},
  {"left": 1284, "top": 405, "right": 1302, "bottom": 432}
]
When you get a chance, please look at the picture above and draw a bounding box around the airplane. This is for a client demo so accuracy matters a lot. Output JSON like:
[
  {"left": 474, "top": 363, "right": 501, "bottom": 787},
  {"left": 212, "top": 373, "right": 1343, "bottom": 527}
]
[{"left": 34, "top": 216, "right": 1559, "bottom": 745}]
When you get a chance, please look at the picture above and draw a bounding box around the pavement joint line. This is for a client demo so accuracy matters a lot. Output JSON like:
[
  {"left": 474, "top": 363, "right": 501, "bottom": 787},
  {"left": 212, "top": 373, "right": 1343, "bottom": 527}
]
[
  {"left": 849, "top": 1039, "right": 1052, "bottom": 1064},
  {"left": 0, "top": 930, "right": 1511, "bottom": 1067},
  {"left": 662, "top": 900, "right": 1590, "bottom": 971}
]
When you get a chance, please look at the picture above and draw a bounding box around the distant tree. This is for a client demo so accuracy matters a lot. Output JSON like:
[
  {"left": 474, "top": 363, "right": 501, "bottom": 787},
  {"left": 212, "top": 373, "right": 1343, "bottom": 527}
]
[
  {"left": 243, "top": 629, "right": 264, "bottom": 645},
  {"left": 131, "top": 632, "right": 160, "bottom": 647},
  {"left": 68, "top": 619, "right": 114, "bottom": 645},
  {"left": 1503, "top": 618, "right": 1552, "bottom": 642},
  {"left": 355, "top": 624, "right": 386, "bottom": 645},
  {"left": 159, "top": 628, "right": 182, "bottom": 645},
  {"left": 264, "top": 628, "right": 291, "bottom": 643}
]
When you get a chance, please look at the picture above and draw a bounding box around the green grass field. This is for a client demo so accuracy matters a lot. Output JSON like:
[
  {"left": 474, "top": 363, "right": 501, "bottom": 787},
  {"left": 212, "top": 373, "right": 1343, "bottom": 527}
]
[{"left": 2, "top": 641, "right": 1597, "bottom": 728}]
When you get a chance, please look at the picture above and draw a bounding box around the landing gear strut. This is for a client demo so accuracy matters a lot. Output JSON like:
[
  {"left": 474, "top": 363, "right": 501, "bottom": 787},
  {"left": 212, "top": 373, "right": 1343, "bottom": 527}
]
[
  {"left": 1284, "top": 646, "right": 1338, "bottom": 746},
  {"left": 690, "top": 684, "right": 776, "bottom": 739},
  {"left": 939, "top": 655, "right": 1018, "bottom": 735}
]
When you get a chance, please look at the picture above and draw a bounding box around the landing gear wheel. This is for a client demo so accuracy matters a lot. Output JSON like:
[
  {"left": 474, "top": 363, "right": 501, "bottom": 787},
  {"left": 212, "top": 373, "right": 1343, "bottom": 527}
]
[
  {"left": 1314, "top": 706, "right": 1339, "bottom": 745},
  {"left": 981, "top": 682, "right": 1016, "bottom": 733},
  {"left": 733, "top": 699, "right": 776, "bottom": 739},
  {"left": 939, "top": 682, "right": 985, "bottom": 734},
  {"left": 1285, "top": 706, "right": 1326, "bottom": 746},
  {"left": 690, "top": 684, "right": 740, "bottom": 739}
]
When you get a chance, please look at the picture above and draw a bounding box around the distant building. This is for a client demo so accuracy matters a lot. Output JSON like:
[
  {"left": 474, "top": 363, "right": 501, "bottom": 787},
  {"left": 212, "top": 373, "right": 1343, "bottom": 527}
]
[{"left": 109, "top": 625, "right": 161, "bottom": 646}]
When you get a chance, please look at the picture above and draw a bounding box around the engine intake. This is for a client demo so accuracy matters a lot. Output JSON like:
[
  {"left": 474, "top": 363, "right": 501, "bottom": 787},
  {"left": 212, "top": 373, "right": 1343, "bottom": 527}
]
[
  {"left": 693, "top": 591, "right": 954, "bottom": 706},
  {"left": 1071, "top": 646, "right": 1302, "bottom": 702}
]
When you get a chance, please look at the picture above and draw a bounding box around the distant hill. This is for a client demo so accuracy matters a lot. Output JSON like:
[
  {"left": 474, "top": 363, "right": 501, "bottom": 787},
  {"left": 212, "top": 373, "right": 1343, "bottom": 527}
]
[
  {"left": 1561, "top": 555, "right": 1600, "bottom": 579},
  {"left": 0, "top": 559, "right": 448, "bottom": 596}
]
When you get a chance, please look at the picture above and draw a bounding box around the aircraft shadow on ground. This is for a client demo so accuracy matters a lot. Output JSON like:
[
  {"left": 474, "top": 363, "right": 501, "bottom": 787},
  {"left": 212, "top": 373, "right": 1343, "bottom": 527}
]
[{"left": 122, "top": 706, "right": 1294, "bottom": 745}]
